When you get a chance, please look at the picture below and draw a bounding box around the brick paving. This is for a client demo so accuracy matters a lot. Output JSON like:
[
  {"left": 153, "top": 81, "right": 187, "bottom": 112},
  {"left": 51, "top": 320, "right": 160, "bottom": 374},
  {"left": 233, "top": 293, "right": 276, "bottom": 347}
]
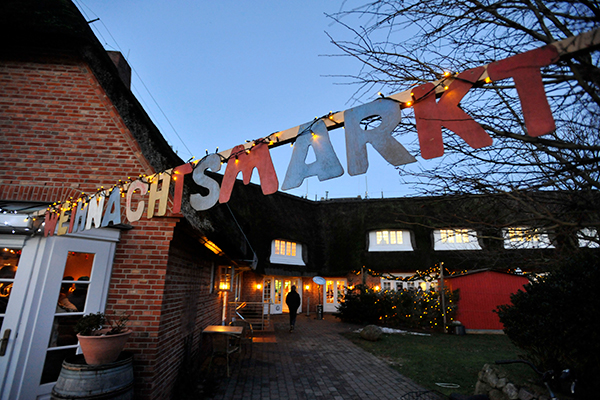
[{"left": 202, "top": 313, "right": 428, "bottom": 400}]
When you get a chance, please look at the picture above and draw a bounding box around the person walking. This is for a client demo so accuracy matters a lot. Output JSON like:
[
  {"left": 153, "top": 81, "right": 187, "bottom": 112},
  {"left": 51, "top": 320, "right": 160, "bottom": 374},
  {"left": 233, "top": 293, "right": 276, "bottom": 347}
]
[{"left": 285, "top": 285, "right": 301, "bottom": 332}]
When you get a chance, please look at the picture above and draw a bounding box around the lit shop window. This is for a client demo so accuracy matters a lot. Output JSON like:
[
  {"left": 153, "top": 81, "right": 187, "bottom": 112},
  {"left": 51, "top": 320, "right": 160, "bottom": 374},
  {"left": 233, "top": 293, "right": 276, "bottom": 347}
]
[
  {"left": 578, "top": 228, "right": 599, "bottom": 248},
  {"left": 503, "top": 227, "right": 554, "bottom": 249},
  {"left": 270, "top": 240, "right": 305, "bottom": 266},
  {"left": 380, "top": 275, "right": 435, "bottom": 292},
  {"left": 368, "top": 230, "right": 413, "bottom": 252},
  {"left": 433, "top": 229, "right": 481, "bottom": 250}
]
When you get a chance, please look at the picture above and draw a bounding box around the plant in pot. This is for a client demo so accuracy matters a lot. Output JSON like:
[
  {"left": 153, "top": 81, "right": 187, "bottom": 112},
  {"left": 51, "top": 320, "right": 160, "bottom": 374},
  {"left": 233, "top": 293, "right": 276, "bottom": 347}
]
[{"left": 74, "top": 312, "right": 132, "bottom": 365}]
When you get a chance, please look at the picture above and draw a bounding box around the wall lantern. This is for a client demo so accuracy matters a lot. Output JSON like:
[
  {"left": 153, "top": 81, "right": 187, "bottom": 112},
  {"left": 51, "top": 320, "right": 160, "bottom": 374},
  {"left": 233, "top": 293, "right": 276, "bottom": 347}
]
[
  {"left": 217, "top": 265, "right": 232, "bottom": 291},
  {"left": 256, "top": 283, "right": 262, "bottom": 290},
  {"left": 304, "top": 284, "right": 310, "bottom": 291}
]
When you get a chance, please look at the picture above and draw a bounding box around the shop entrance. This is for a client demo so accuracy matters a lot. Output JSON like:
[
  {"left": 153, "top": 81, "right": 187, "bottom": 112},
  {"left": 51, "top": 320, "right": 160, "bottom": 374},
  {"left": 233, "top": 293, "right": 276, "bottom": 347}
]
[{"left": 262, "top": 277, "right": 302, "bottom": 314}]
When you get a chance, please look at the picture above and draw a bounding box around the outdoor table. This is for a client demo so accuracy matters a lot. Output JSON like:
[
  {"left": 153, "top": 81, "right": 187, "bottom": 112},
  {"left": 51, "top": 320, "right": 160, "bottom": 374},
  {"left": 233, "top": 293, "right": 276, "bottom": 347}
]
[{"left": 203, "top": 325, "right": 244, "bottom": 376}]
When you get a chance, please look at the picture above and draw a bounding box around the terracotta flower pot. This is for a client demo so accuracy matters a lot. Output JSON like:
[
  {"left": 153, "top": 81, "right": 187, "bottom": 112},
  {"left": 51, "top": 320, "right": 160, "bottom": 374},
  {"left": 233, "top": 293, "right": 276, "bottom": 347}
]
[{"left": 77, "top": 329, "right": 132, "bottom": 366}]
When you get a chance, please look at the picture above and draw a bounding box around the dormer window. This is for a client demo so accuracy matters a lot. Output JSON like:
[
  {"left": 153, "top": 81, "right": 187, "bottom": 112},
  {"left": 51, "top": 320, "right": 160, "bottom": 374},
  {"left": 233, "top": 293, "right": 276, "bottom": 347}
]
[
  {"left": 578, "top": 228, "right": 599, "bottom": 248},
  {"left": 503, "top": 227, "right": 554, "bottom": 249},
  {"left": 433, "top": 229, "right": 481, "bottom": 251},
  {"left": 368, "top": 230, "right": 413, "bottom": 252},
  {"left": 270, "top": 239, "right": 305, "bottom": 266}
]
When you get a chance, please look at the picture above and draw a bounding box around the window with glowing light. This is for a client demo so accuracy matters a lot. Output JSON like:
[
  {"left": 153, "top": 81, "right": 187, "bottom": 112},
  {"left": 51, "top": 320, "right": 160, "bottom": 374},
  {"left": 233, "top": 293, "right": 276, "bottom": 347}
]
[
  {"left": 380, "top": 274, "right": 435, "bottom": 292},
  {"left": 270, "top": 240, "right": 305, "bottom": 266},
  {"left": 503, "top": 227, "right": 554, "bottom": 249},
  {"left": 368, "top": 230, "right": 413, "bottom": 252},
  {"left": 263, "top": 279, "right": 272, "bottom": 304},
  {"left": 578, "top": 228, "right": 599, "bottom": 248},
  {"left": 0, "top": 247, "right": 21, "bottom": 331},
  {"left": 433, "top": 229, "right": 481, "bottom": 250}
]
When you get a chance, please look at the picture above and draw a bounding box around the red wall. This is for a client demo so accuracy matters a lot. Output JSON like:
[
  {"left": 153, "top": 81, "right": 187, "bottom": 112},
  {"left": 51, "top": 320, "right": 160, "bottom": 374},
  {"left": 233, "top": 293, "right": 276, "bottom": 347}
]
[{"left": 445, "top": 271, "right": 529, "bottom": 330}]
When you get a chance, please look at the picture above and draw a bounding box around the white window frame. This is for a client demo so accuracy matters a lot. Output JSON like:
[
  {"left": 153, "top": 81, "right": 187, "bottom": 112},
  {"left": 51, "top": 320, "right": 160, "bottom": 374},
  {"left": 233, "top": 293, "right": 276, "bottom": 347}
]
[
  {"left": 368, "top": 230, "right": 413, "bottom": 252},
  {"left": 380, "top": 274, "right": 435, "bottom": 292},
  {"left": 269, "top": 239, "right": 305, "bottom": 266},
  {"left": 578, "top": 228, "right": 599, "bottom": 248},
  {"left": 503, "top": 227, "right": 554, "bottom": 249},
  {"left": 433, "top": 229, "right": 482, "bottom": 251}
]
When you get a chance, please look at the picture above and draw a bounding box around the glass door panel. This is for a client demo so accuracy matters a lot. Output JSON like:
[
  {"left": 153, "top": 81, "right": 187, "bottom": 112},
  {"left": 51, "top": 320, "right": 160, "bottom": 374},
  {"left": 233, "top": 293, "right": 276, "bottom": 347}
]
[
  {"left": 0, "top": 249, "right": 19, "bottom": 332},
  {"left": 42, "top": 252, "right": 94, "bottom": 384},
  {"left": 324, "top": 279, "right": 347, "bottom": 312},
  {"left": 282, "top": 280, "right": 292, "bottom": 312}
]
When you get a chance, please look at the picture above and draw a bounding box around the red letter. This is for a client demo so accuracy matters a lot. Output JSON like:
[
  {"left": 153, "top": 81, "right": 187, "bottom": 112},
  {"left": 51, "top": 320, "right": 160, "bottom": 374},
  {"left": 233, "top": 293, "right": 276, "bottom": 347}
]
[
  {"left": 487, "top": 45, "right": 559, "bottom": 137},
  {"left": 44, "top": 210, "right": 59, "bottom": 237},
  {"left": 414, "top": 67, "right": 492, "bottom": 159},
  {"left": 219, "top": 142, "right": 279, "bottom": 203}
]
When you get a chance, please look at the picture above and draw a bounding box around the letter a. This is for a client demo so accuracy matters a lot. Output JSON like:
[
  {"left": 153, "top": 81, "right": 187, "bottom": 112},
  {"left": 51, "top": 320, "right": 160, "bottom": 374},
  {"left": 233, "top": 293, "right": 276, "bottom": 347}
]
[
  {"left": 413, "top": 66, "right": 492, "bottom": 160},
  {"left": 219, "top": 142, "right": 279, "bottom": 203},
  {"left": 282, "top": 119, "right": 344, "bottom": 190},
  {"left": 344, "top": 99, "right": 415, "bottom": 176}
]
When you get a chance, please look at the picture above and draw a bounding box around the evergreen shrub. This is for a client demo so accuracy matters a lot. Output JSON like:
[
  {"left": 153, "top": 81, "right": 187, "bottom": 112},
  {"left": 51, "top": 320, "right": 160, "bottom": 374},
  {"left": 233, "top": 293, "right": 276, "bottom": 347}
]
[
  {"left": 335, "top": 284, "right": 458, "bottom": 331},
  {"left": 496, "top": 253, "right": 600, "bottom": 399}
]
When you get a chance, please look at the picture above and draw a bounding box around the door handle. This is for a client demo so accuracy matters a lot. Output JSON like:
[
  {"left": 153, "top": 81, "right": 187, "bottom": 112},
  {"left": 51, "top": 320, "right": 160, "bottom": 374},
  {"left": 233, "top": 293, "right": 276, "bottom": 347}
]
[{"left": 0, "top": 329, "right": 11, "bottom": 356}]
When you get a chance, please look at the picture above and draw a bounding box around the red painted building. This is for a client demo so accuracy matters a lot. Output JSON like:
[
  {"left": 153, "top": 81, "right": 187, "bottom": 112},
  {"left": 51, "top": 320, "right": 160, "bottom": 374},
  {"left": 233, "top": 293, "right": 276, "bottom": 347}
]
[{"left": 444, "top": 270, "right": 529, "bottom": 332}]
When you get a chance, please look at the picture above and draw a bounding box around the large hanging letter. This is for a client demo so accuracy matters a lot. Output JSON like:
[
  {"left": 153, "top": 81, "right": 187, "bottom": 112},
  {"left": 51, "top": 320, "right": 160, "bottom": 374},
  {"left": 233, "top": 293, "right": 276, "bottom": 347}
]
[
  {"left": 85, "top": 193, "right": 106, "bottom": 230},
  {"left": 219, "top": 142, "right": 279, "bottom": 203},
  {"left": 344, "top": 99, "right": 415, "bottom": 176},
  {"left": 147, "top": 170, "right": 172, "bottom": 218},
  {"left": 126, "top": 180, "right": 147, "bottom": 222},
  {"left": 487, "top": 45, "right": 559, "bottom": 137},
  {"left": 101, "top": 188, "right": 122, "bottom": 227},
  {"left": 413, "top": 67, "right": 492, "bottom": 160},
  {"left": 190, "top": 154, "right": 222, "bottom": 211},
  {"left": 282, "top": 120, "right": 344, "bottom": 190}
]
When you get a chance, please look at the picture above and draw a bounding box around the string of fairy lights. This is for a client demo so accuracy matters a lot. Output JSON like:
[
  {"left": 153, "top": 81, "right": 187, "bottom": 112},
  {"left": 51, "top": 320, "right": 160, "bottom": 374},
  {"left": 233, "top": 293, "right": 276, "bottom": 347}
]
[
  {"left": 1, "top": 68, "right": 486, "bottom": 238},
  {"left": 352, "top": 264, "right": 468, "bottom": 283}
]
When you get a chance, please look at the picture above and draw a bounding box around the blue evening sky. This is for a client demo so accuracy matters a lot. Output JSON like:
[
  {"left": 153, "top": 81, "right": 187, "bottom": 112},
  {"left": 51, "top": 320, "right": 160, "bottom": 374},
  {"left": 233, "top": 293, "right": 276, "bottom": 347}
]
[{"left": 74, "top": 1, "right": 432, "bottom": 200}]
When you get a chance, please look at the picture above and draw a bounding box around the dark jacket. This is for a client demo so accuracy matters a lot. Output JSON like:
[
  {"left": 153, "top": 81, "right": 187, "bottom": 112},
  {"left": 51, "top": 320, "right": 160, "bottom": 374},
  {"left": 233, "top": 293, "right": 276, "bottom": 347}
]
[{"left": 286, "top": 290, "right": 301, "bottom": 312}]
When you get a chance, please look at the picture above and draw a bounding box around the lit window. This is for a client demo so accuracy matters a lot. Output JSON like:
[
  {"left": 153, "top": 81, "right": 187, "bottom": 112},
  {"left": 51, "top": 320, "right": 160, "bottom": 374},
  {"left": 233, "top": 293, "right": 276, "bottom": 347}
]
[
  {"left": 578, "top": 228, "right": 599, "bottom": 248},
  {"left": 369, "top": 230, "right": 413, "bottom": 252},
  {"left": 434, "top": 229, "right": 481, "bottom": 250},
  {"left": 270, "top": 240, "right": 304, "bottom": 266},
  {"left": 503, "top": 227, "right": 554, "bottom": 249},
  {"left": 380, "top": 274, "right": 435, "bottom": 291}
]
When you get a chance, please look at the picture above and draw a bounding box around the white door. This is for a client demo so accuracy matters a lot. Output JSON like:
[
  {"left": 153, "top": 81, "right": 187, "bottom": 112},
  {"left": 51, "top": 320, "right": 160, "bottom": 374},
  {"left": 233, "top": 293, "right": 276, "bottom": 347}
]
[
  {"left": 263, "top": 277, "right": 302, "bottom": 314},
  {"left": 323, "top": 279, "right": 346, "bottom": 312},
  {"left": 0, "top": 229, "right": 119, "bottom": 400}
]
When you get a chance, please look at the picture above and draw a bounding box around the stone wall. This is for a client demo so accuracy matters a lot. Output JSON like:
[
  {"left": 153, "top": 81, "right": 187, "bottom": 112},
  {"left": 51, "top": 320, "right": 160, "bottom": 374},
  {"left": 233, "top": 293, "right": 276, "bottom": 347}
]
[{"left": 475, "top": 364, "right": 550, "bottom": 400}]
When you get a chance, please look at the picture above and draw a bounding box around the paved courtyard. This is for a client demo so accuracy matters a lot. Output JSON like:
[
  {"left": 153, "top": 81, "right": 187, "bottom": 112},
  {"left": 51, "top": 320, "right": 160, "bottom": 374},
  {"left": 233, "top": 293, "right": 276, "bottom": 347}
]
[{"left": 199, "top": 313, "right": 430, "bottom": 400}]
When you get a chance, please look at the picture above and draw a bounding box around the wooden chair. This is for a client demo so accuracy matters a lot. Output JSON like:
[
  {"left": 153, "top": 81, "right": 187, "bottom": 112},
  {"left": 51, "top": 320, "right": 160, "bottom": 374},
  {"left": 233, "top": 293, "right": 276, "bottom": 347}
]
[
  {"left": 230, "top": 319, "right": 253, "bottom": 358},
  {"left": 207, "top": 332, "right": 241, "bottom": 377}
]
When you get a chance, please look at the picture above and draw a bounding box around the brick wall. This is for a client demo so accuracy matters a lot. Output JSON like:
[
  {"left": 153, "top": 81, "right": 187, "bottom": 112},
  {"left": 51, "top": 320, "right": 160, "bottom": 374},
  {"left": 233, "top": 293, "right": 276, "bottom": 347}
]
[
  {"left": 0, "top": 53, "right": 220, "bottom": 399},
  {"left": 0, "top": 52, "right": 154, "bottom": 200}
]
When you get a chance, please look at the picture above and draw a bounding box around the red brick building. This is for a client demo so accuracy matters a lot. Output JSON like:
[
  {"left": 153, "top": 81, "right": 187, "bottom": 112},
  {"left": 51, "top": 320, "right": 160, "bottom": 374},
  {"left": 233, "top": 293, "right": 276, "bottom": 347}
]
[{"left": 0, "top": 1, "right": 242, "bottom": 398}]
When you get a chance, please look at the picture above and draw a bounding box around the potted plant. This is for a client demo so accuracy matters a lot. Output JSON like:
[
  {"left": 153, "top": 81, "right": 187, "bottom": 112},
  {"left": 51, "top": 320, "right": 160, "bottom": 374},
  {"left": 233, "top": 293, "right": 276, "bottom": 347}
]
[{"left": 74, "top": 312, "right": 132, "bottom": 365}]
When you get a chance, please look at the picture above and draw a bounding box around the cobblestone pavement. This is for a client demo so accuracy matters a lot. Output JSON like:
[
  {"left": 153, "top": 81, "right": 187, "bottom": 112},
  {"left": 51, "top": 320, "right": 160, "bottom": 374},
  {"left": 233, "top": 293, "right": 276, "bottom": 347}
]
[{"left": 202, "top": 313, "right": 427, "bottom": 400}]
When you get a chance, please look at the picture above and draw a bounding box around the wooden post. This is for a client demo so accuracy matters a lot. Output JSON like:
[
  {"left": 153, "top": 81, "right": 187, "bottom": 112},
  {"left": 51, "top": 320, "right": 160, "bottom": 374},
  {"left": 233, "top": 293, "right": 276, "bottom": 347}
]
[{"left": 440, "top": 262, "right": 447, "bottom": 333}]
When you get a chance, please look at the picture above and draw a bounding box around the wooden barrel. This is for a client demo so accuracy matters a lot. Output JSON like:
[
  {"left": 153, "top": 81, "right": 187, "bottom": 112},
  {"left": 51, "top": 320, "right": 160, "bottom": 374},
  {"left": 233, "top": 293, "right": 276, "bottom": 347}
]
[{"left": 51, "top": 352, "right": 134, "bottom": 400}]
